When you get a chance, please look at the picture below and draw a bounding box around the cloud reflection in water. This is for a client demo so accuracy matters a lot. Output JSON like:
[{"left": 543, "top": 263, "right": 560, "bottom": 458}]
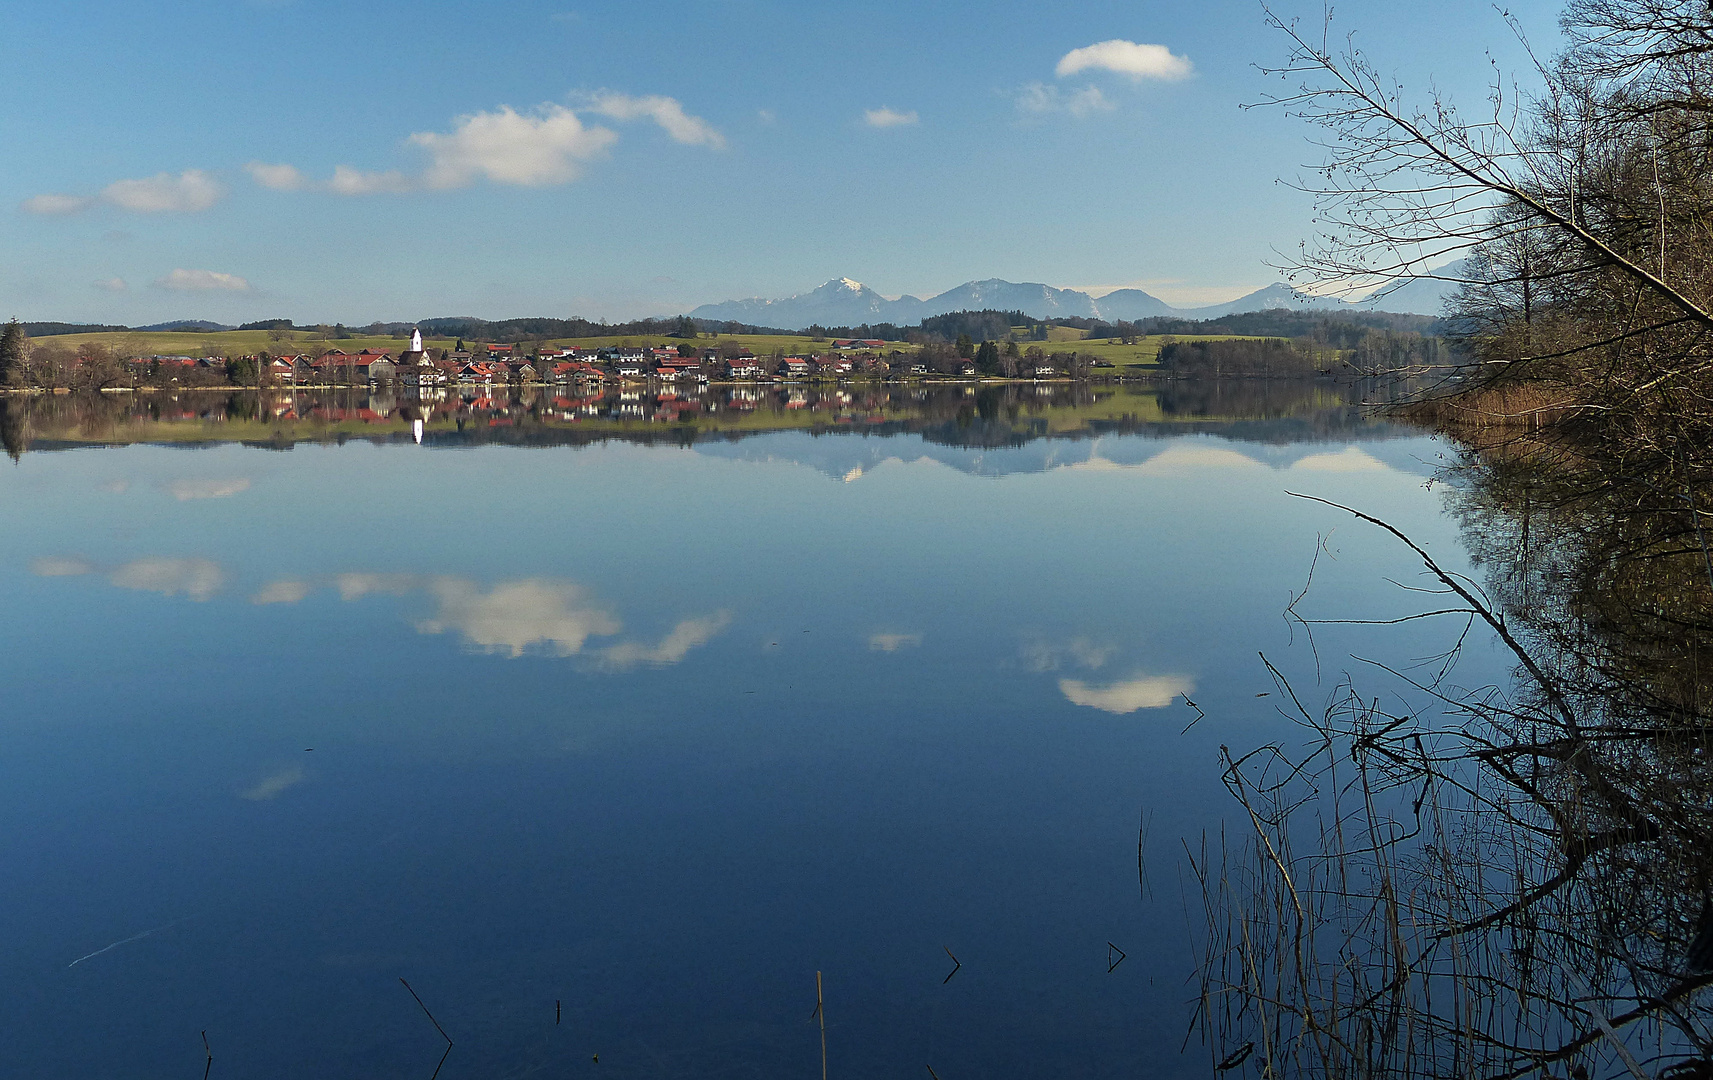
[
  {"left": 241, "top": 767, "right": 305, "bottom": 801},
  {"left": 1059, "top": 675, "right": 1195, "bottom": 714},
  {"left": 32, "top": 555, "right": 227, "bottom": 601}
]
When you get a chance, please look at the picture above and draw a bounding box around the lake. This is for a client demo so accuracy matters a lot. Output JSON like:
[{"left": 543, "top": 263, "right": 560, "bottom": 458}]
[{"left": 0, "top": 383, "right": 1512, "bottom": 1078}]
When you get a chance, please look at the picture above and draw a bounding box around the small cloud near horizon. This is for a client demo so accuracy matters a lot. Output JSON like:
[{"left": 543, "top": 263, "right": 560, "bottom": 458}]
[
  {"left": 29, "top": 170, "right": 228, "bottom": 216},
  {"left": 863, "top": 106, "right": 919, "bottom": 128},
  {"left": 154, "top": 269, "right": 251, "bottom": 292},
  {"left": 245, "top": 162, "right": 309, "bottom": 191},
  {"left": 583, "top": 91, "right": 726, "bottom": 148},
  {"left": 94, "top": 277, "right": 128, "bottom": 292},
  {"left": 1014, "top": 83, "right": 1112, "bottom": 118},
  {"left": 31, "top": 555, "right": 96, "bottom": 577},
  {"left": 329, "top": 165, "right": 416, "bottom": 195},
  {"left": 21, "top": 193, "right": 93, "bottom": 215}
]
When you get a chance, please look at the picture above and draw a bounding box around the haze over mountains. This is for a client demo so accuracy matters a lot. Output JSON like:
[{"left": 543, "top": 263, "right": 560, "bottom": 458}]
[{"left": 689, "top": 270, "right": 1459, "bottom": 329}]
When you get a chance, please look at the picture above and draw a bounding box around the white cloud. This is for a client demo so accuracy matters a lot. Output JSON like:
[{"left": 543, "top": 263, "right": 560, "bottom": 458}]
[
  {"left": 1290, "top": 447, "right": 1390, "bottom": 472},
  {"left": 252, "top": 580, "right": 310, "bottom": 605},
  {"left": 31, "top": 555, "right": 95, "bottom": 577},
  {"left": 154, "top": 268, "right": 251, "bottom": 292},
  {"left": 94, "top": 277, "right": 128, "bottom": 292},
  {"left": 245, "top": 162, "right": 309, "bottom": 191},
  {"left": 109, "top": 557, "right": 226, "bottom": 601},
  {"left": 757, "top": 108, "right": 777, "bottom": 125},
  {"left": 328, "top": 165, "right": 416, "bottom": 196},
  {"left": 409, "top": 104, "right": 618, "bottom": 189},
  {"left": 101, "top": 169, "right": 224, "bottom": 213},
  {"left": 1059, "top": 674, "right": 1195, "bottom": 714},
  {"left": 869, "top": 632, "right": 922, "bottom": 652},
  {"left": 24, "top": 168, "right": 224, "bottom": 216},
  {"left": 1016, "top": 82, "right": 1113, "bottom": 118},
  {"left": 241, "top": 766, "right": 305, "bottom": 801},
  {"left": 598, "top": 612, "right": 732, "bottom": 668},
  {"left": 1055, "top": 40, "right": 1193, "bottom": 82},
  {"left": 416, "top": 577, "right": 621, "bottom": 657},
  {"left": 863, "top": 106, "right": 920, "bottom": 128},
  {"left": 164, "top": 477, "right": 251, "bottom": 500},
  {"left": 21, "top": 193, "right": 94, "bottom": 215},
  {"left": 584, "top": 92, "right": 726, "bottom": 148}
]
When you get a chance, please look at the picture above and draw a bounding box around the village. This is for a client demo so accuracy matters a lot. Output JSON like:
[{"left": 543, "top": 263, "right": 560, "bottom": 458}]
[{"left": 118, "top": 328, "right": 1080, "bottom": 393}]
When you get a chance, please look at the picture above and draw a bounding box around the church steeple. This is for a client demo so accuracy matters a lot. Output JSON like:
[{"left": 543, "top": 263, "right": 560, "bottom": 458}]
[{"left": 409, "top": 326, "right": 424, "bottom": 353}]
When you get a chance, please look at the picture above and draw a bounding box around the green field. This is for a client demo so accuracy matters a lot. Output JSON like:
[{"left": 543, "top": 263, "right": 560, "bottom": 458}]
[{"left": 28, "top": 329, "right": 459, "bottom": 357}]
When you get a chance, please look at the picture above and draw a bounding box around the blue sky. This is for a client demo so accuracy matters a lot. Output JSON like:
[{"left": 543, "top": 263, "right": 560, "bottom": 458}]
[{"left": 3, "top": 0, "right": 1562, "bottom": 324}]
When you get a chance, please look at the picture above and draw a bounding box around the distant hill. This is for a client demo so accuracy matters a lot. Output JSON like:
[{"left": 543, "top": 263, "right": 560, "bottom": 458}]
[
  {"left": 925, "top": 279, "right": 1100, "bottom": 320},
  {"left": 1358, "top": 260, "right": 1467, "bottom": 317},
  {"left": 689, "top": 278, "right": 923, "bottom": 328},
  {"left": 24, "top": 322, "right": 130, "bottom": 337},
  {"left": 1091, "top": 288, "right": 1178, "bottom": 320},
  {"left": 689, "top": 273, "right": 1451, "bottom": 330},
  {"left": 134, "top": 319, "right": 234, "bottom": 332}
]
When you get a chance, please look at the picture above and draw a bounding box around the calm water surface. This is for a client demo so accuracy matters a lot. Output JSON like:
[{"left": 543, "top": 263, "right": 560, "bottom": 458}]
[{"left": 0, "top": 386, "right": 1508, "bottom": 1078}]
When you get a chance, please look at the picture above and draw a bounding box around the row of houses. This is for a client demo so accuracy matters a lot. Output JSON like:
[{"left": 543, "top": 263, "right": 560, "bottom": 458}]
[{"left": 128, "top": 327, "right": 1065, "bottom": 388}]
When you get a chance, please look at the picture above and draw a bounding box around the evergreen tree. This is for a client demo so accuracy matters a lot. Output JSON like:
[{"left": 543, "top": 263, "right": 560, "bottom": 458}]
[
  {"left": 975, "top": 339, "right": 1001, "bottom": 373},
  {"left": 0, "top": 320, "right": 27, "bottom": 387}
]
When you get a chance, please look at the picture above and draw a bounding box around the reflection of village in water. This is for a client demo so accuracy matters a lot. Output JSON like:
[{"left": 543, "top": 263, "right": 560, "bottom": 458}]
[{"left": 0, "top": 377, "right": 1422, "bottom": 459}]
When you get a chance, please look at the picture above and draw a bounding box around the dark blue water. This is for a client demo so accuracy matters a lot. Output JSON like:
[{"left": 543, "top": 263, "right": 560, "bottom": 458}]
[{"left": 0, "top": 408, "right": 1505, "bottom": 1078}]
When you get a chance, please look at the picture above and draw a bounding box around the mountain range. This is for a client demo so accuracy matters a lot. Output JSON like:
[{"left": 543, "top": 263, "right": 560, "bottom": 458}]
[{"left": 689, "top": 269, "right": 1461, "bottom": 330}]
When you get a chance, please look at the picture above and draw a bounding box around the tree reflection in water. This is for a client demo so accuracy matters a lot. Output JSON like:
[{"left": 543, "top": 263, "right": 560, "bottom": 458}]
[
  {"left": 0, "top": 379, "right": 1419, "bottom": 458},
  {"left": 1193, "top": 434, "right": 1713, "bottom": 1079}
]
